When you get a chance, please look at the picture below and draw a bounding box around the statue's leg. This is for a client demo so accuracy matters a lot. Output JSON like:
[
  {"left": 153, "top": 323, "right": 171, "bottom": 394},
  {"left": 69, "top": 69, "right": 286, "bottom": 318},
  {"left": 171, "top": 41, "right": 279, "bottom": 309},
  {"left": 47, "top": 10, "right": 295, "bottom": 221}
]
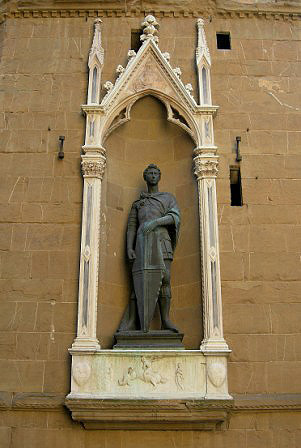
[
  {"left": 159, "top": 260, "right": 178, "bottom": 333},
  {"left": 127, "top": 290, "right": 138, "bottom": 330},
  {"left": 117, "top": 290, "right": 137, "bottom": 332}
]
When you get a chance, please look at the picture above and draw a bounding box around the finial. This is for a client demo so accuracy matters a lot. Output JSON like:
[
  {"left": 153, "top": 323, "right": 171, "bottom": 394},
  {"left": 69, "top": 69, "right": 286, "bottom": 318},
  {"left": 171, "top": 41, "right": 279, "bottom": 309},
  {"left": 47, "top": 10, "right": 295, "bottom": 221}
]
[
  {"left": 140, "top": 15, "right": 159, "bottom": 44},
  {"left": 173, "top": 67, "right": 182, "bottom": 78},
  {"left": 104, "top": 81, "right": 113, "bottom": 91},
  {"left": 88, "top": 18, "right": 104, "bottom": 68},
  {"left": 196, "top": 17, "right": 211, "bottom": 66}
]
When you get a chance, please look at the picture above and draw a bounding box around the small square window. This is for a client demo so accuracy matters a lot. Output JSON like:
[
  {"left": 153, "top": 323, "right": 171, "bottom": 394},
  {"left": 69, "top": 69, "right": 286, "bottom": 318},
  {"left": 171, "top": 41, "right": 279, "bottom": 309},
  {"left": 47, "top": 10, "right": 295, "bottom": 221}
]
[
  {"left": 131, "top": 30, "right": 142, "bottom": 52},
  {"left": 230, "top": 166, "right": 243, "bottom": 206},
  {"left": 216, "top": 32, "right": 231, "bottom": 50}
]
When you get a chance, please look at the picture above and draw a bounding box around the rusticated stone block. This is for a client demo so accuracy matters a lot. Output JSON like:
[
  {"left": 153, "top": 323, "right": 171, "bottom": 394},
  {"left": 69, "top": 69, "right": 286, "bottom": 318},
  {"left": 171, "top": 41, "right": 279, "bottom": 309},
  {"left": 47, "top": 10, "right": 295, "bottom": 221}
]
[
  {"left": 31, "top": 251, "right": 49, "bottom": 279},
  {"left": 11, "top": 224, "right": 28, "bottom": 251},
  {"left": 53, "top": 303, "right": 77, "bottom": 333},
  {"left": 249, "top": 225, "right": 287, "bottom": 252},
  {"left": 43, "top": 204, "right": 75, "bottom": 223},
  {"left": 0, "top": 359, "right": 44, "bottom": 392},
  {"left": 34, "top": 303, "right": 52, "bottom": 332},
  {"left": 249, "top": 253, "right": 301, "bottom": 281},
  {"left": 267, "top": 362, "right": 301, "bottom": 393},
  {"left": 270, "top": 303, "right": 301, "bottom": 334},
  {"left": 11, "top": 302, "right": 37, "bottom": 332},
  {"left": 16, "top": 333, "right": 49, "bottom": 361},
  {"left": 248, "top": 205, "right": 301, "bottom": 224},
  {"left": 11, "top": 427, "right": 84, "bottom": 448},
  {"left": 228, "top": 362, "right": 267, "bottom": 394},
  {"left": 26, "top": 224, "right": 63, "bottom": 251},
  {"left": 224, "top": 304, "right": 271, "bottom": 334},
  {"left": 0, "top": 333, "right": 16, "bottom": 360},
  {"left": 43, "top": 360, "right": 71, "bottom": 394},
  {"left": 246, "top": 430, "right": 273, "bottom": 447},
  {"left": 0, "top": 428, "right": 11, "bottom": 448},
  {"left": 220, "top": 252, "right": 246, "bottom": 281},
  {"left": 0, "top": 223, "right": 12, "bottom": 250}
]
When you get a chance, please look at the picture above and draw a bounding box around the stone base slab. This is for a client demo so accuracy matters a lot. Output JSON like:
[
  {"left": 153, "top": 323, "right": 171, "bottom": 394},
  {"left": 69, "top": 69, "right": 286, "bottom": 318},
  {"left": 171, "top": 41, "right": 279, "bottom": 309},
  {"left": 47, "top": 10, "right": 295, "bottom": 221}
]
[
  {"left": 65, "top": 398, "right": 233, "bottom": 430},
  {"left": 113, "top": 330, "right": 185, "bottom": 350}
]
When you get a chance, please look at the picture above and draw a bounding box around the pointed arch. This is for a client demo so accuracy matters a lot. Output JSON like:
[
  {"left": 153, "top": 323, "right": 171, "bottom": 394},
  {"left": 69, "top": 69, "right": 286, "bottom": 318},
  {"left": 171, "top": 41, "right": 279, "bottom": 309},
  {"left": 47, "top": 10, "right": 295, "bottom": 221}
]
[{"left": 101, "top": 89, "right": 201, "bottom": 146}]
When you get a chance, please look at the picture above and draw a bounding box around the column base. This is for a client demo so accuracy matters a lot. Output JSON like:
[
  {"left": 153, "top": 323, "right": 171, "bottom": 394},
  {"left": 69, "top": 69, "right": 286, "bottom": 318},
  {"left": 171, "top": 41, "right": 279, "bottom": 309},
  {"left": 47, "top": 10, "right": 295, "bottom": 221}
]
[
  {"left": 200, "top": 338, "right": 231, "bottom": 354},
  {"left": 71, "top": 337, "right": 100, "bottom": 352}
]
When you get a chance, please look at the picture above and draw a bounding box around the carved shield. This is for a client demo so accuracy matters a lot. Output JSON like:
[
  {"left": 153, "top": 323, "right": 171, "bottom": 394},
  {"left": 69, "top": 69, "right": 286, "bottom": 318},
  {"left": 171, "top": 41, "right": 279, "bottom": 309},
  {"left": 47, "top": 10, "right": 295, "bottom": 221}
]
[
  {"left": 132, "top": 230, "right": 164, "bottom": 332},
  {"left": 207, "top": 361, "right": 226, "bottom": 388},
  {"left": 72, "top": 361, "right": 91, "bottom": 387}
]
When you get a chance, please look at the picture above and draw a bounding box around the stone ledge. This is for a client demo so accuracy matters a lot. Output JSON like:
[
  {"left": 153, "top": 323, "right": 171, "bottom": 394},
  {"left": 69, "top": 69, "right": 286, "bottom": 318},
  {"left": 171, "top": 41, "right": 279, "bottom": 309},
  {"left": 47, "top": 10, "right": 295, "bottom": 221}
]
[
  {"left": 65, "top": 397, "right": 233, "bottom": 430},
  {"left": 232, "top": 393, "right": 301, "bottom": 411},
  {"left": 0, "top": 392, "right": 65, "bottom": 411},
  {"left": 1, "top": 392, "right": 301, "bottom": 412}
]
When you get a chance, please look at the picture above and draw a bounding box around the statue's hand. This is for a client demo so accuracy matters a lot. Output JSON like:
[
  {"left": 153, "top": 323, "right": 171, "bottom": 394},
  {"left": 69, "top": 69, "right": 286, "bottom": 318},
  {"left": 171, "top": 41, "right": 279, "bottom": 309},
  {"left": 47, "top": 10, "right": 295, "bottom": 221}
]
[
  {"left": 142, "top": 220, "right": 158, "bottom": 234},
  {"left": 127, "top": 249, "right": 136, "bottom": 260}
]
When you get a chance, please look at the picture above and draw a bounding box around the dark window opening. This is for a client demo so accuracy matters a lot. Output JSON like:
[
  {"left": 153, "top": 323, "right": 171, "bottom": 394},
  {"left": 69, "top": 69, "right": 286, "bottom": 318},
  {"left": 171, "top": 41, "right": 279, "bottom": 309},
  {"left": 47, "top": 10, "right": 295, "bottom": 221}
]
[
  {"left": 131, "top": 30, "right": 142, "bottom": 52},
  {"left": 230, "top": 166, "right": 243, "bottom": 206},
  {"left": 216, "top": 32, "right": 231, "bottom": 50}
]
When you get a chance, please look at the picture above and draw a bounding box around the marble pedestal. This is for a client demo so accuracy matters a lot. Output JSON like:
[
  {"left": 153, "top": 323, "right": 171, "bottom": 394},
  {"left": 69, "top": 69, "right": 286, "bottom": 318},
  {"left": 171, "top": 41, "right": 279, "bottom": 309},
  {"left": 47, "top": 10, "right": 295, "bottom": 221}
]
[{"left": 65, "top": 349, "right": 232, "bottom": 429}]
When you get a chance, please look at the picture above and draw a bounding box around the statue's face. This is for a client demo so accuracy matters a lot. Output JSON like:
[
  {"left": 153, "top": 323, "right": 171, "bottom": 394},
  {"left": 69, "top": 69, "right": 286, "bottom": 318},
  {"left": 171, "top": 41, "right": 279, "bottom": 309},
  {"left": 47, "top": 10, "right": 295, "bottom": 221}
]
[{"left": 144, "top": 168, "right": 160, "bottom": 185}]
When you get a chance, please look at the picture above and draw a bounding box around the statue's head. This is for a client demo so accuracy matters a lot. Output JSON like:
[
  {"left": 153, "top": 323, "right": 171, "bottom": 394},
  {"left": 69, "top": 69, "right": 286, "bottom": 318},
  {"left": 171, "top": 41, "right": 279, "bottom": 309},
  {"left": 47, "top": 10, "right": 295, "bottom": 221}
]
[{"left": 143, "top": 164, "right": 161, "bottom": 185}]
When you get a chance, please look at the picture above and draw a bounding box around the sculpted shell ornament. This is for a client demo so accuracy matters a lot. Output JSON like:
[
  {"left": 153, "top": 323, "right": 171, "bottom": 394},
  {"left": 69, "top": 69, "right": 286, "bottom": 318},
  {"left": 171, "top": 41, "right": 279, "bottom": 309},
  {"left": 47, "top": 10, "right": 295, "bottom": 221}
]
[
  {"left": 72, "top": 361, "right": 91, "bottom": 387},
  {"left": 207, "top": 361, "right": 226, "bottom": 388}
]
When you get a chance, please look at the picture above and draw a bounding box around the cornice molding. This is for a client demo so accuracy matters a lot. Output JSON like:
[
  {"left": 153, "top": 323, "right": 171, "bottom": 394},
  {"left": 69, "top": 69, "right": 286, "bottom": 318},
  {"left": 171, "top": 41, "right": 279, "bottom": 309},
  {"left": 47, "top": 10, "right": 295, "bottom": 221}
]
[
  {"left": 0, "top": 392, "right": 301, "bottom": 412},
  {"left": 0, "top": 392, "right": 65, "bottom": 411},
  {"left": 232, "top": 393, "right": 301, "bottom": 411},
  {"left": 1, "top": 1, "right": 301, "bottom": 23}
]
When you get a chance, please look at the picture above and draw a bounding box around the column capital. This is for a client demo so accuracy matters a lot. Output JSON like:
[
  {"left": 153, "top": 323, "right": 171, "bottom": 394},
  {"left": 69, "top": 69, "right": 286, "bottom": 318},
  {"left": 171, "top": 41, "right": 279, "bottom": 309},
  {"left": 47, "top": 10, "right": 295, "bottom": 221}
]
[
  {"left": 81, "top": 153, "right": 106, "bottom": 180},
  {"left": 193, "top": 154, "right": 219, "bottom": 180}
]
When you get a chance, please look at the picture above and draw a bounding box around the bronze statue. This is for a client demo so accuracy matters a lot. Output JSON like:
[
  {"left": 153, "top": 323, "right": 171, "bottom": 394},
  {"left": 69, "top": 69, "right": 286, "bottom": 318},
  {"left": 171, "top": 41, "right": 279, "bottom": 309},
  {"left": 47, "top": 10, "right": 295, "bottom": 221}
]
[{"left": 118, "top": 164, "right": 181, "bottom": 334}]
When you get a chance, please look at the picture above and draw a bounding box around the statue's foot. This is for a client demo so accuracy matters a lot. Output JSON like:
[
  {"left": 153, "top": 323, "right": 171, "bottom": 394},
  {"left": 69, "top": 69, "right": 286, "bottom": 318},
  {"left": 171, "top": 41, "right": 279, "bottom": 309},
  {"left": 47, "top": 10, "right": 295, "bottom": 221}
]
[
  {"left": 125, "top": 321, "right": 137, "bottom": 331},
  {"left": 162, "top": 320, "right": 179, "bottom": 333},
  {"left": 117, "top": 319, "right": 136, "bottom": 332}
]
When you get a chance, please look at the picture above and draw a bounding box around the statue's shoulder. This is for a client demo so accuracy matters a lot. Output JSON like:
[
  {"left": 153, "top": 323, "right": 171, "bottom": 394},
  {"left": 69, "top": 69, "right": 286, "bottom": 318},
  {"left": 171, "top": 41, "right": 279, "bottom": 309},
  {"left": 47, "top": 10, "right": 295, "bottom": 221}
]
[
  {"left": 131, "top": 194, "right": 144, "bottom": 207},
  {"left": 159, "top": 192, "right": 177, "bottom": 202}
]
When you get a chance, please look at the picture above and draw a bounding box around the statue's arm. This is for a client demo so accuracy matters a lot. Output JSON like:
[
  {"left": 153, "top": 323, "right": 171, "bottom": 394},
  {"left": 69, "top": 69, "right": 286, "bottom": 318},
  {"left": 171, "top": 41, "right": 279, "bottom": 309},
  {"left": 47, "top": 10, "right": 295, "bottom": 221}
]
[
  {"left": 127, "top": 205, "right": 138, "bottom": 260},
  {"left": 154, "top": 215, "right": 174, "bottom": 226},
  {"left": 142, "top": 214, "right": 174, "bottom": 234}
]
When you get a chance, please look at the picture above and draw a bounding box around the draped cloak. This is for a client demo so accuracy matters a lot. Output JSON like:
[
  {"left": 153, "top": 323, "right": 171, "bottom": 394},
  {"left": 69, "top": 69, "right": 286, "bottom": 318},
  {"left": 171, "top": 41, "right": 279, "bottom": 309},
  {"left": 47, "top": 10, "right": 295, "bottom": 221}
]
[{"left": 118, "top": 192, "right": 180, "bottom": 332}]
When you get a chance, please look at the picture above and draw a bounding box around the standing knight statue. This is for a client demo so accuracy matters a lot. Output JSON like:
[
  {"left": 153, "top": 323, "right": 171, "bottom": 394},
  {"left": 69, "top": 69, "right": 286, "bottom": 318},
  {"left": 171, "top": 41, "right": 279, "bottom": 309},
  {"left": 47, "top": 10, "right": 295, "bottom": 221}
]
[{"left": 118, "top": 164, "right": 181, "bottom": 335}]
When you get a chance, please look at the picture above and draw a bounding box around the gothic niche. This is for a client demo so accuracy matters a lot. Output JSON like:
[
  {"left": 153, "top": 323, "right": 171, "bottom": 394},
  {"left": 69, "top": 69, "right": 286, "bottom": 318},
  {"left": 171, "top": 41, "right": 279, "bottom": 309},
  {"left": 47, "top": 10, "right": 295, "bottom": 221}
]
[{"left": 101, "top": 96, "right": 202, "bottom": 349}]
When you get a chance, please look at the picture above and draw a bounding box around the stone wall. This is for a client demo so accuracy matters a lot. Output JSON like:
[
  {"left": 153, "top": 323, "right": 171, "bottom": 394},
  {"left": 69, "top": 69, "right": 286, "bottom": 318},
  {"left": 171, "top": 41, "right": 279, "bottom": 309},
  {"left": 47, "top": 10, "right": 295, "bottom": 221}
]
[{"left": 0, "top": 8, "right": 300, "bottom": 447}]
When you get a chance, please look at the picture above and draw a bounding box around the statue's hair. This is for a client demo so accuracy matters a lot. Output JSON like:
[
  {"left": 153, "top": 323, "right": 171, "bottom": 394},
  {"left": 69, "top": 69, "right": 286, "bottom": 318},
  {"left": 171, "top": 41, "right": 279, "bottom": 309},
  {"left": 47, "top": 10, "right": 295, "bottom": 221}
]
[{"left": 143, "top": 164, "right": 161, "bottom": 180}]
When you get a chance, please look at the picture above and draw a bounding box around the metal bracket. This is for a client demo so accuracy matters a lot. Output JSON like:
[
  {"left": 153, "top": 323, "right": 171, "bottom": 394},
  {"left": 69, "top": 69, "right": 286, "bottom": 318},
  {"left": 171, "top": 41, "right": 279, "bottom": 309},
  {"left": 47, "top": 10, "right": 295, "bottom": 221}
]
[
  {"left": 235, "top": 136, "right": 242, "bottom": 162},
  {"left": 58, "top": 136, "right": 65, "bottom": 159}
]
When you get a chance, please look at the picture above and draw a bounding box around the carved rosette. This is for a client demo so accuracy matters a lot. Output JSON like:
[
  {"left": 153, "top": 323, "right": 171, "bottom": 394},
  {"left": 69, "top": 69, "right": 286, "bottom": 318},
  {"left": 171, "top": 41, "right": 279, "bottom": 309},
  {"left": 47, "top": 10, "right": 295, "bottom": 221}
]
[
  {"left": 81, "top": 155, "right": 106, "bottom": 179},
  {"left": 193, "top": 155, "right": 219, "bottom": 179}
]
